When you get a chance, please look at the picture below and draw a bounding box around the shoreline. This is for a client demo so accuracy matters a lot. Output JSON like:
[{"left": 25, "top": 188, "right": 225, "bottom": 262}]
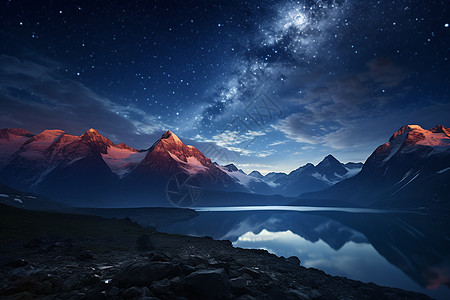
[{"left": 0, "top": 204, "right": 431, "bottom": 299}]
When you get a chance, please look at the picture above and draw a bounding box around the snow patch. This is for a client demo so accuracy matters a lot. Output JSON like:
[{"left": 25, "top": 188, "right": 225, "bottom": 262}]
[
  {"left": 383, "top": 142, "right": 402, "bottom": 163},
  {"left": 14, "top": 198, "right": 23, "bottom": 204},
  {"left": 395, "top": 169, "right": 413, "bottom": 186},
  {"left": 311, "top": 172, "right": 337, "bottom": 185},
  {"left": 182, "top": 156, "right": 208, "bottom": 174},
  {"left": 102, "top": 147, "right": 147, "bottom": 177},
  {"left": 437, "top": 167, "right": 450, "bottom": 174},
  {"left": 218, "top": 165, "right": 263, "bottom": 187},
  {"left": 343, "top": 166, "right": 362, "bottom": 178},
  {"left": 391, "top": 171, "right": 420, "bottom": 196},
  {"left": 32, "top": 164, "right": 57, "bottom": 187},
  {"left": 26, "top": 195, "right": 37, "bottom": 199},
  {"left": 67, "top": 156, "right": 85, "bottom": 166},
  {"left": 0, "top": 135, "right": 29, "bottom": 166},
  {"left": 266, "top": 181, "right": 280, "bottom": 188},
  {"left": 0, "top": 194, "right": 9, "bottom": 198},
  {"left": 168, "top": 152, "right": 208, "bottom": 175},
  {"left": 20, "top": 130, "right": 65, "bottom": 159}
]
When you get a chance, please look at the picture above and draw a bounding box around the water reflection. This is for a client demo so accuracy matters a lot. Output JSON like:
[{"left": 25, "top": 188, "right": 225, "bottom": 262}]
[
  {"left": 159, "top": 207, "right": 450, "bottom": 300},
  {"left": 235, "top": 229, "right": 416, "bottom": 290}
]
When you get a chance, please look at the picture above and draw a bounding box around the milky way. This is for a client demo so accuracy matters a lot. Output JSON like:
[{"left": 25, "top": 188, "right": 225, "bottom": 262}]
[{"left": 0, "top": 0, "right": 449, "bottom": 173}]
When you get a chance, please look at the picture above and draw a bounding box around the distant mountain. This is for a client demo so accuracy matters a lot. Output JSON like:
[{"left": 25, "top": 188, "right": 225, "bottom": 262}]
[
  {"left": 248, "top": 170, "right": 263, "bottom": 179},
  {"left": 217, "top": 164, "right": 274, "bottom": 195},
  {"left": 302, "top": 125, "right": 450, "bottom": 208},
  {"left": 219, "top": 155, "right": 362, "bottom": 197},
  {"left": 262, "top": 155, "right": 363, "bottom": 197}
]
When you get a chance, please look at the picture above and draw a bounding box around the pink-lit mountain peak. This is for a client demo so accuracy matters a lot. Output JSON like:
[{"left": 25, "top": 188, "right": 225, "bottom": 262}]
[
  {"left": 0, "top": 128, "right": 33, "bottom": 140},
  {"left": 389, "top": 124, "right": 450, "bottom": 147},
  {"left": 139, "top": 130, "right": 213, "bottom": 175}
]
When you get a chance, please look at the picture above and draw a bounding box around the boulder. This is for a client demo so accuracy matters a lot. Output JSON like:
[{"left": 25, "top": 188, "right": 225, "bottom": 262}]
[
  {"left": 184, "top": 268, "right": 230, "bottom": 299},
  {"left": 114, "top": 262, "right": 179, "bottom": 288},
  {"left": 150, "top": 278, "right": 171, "bottom": 295},
  {"left": 286, "top": 256, "right": 301, "bottom": 267},
  {"left": 136, "top": 234, "right": 154, "bottom": 251}
]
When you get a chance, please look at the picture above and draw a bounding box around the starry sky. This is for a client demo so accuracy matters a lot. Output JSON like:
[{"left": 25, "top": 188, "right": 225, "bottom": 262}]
[{"left": 0, "top": 0, "right": 449, "bottom": 174}]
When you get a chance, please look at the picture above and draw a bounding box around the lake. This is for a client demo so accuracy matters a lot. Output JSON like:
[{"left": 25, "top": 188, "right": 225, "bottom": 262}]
[{"left": 159, "top": 206, "right": 450, "bottom": 300}]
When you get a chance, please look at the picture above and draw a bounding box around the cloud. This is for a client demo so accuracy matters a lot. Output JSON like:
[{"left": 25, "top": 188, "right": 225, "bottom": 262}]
[
  {"left": 272, "top": 58, "right": 413, "bottom": 148},
  {"left": 0, "top": 55, "right": 168, "bottom": 148},
  {"left": 193, "top": 130, "right": 274, "bottom": 158}
]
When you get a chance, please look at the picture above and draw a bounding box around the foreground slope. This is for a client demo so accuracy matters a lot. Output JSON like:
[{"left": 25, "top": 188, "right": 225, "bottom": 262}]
[{"left": 0, "top": 204, "right": 429, "bottom": 299}]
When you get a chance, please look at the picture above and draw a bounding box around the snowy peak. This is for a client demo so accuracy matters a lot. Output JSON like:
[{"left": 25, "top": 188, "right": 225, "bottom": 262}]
[
  {"left": 223, "top": 163, "right": 239, "bottom": 172},
  {"left": 115, "top": 142, "right": 137, "bottom": 152},
  {"left": 317, "top": 154, "right": 340, "bottom": 167},
  {"left": 161, "top": 130, "right": 183, "bottom": 144},
  {"left": 316, "top": 154, "right": 347, "bottom": 176},
  {"left": 389, "top": 125, "right": 423, "bottom": 142},
  {"left": 388, "top": 124, "right": 450, "bottom": 149},
  {"left": 138, "top": 130, "right": 214, "bottom": 176},
  {"left": 249, "top": 171, "right": 263, "bottom": 179},
  {"left": 430, "top": 125, "right": 450, "bottom": 137},
  {"left": 0, "top": 128, "right": 33, "bottom": 140},
  {"left": 80, "top": 128, "right": 114, "bottom": 154}
]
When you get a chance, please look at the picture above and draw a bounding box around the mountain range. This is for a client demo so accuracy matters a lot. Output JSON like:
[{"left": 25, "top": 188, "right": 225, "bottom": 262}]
[
  {"left": 0, "top": 124, "right": 448, "bottom": 208},
  {"left": 0, "top": 127, "right": 361, "bottom": 206},
  {"left": 301, "top": 125, "right": 450, "bottom": 208}
]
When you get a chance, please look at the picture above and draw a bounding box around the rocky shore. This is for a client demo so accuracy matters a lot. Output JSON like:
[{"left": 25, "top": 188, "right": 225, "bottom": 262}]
[{"left": 0, "top": 204, "right": 430, "bottom": 299}]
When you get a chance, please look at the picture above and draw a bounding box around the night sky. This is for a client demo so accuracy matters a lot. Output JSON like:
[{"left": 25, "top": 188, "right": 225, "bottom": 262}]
[{"left": 0, "top": 0, "right": 449, "bottom": 174}]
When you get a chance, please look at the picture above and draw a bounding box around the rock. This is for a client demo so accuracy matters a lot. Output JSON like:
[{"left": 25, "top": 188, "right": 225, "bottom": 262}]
[
  {"left": 36, "top": 281, "right": 53, "bottom": 295},
  {"left": 184, "top": 268, "right": 230, "bottom": 299},
  {"left": 3, "top": 259, "right": 29, "bottom": 269},
  {"left": 150, "top": 278, "right": 171, "bottom": 295},
  {"left": 7, "top": 292, "right": 34, "bottom": 300},
  {"left": 289, "top": 289, "right": 311, "bottom": 300},
  {"left": 75, "top": 250, "right": 94, "bottom": 261},
  {"left": 114, "top": 262, "right": 179, "bottom": 288},
  {"left": 286, "top": 256, "right": 301, "bottom": 267},
  {"left": 184, "top": 255, "right": 208, "bottom": 267},
  {"left": 236, "top": 296, "right": 257, "bottom": 300},
  {"left": 267, "top": 285, "right": 290, "bottom": 299},
  {"left": 107, "top": 286, "right": 121, "bottom": 297},
  {"left": 308, "top": 289, "right": 322, "bottom": 299},
  {"left": 4, "top": 276, "right": 40, "bottom": 294},
  {"left": 85, "top": 290, "right": 108, "bottom": 300},
  {"left": 136, "top": 234, "right": 154, "bottom": 251},
  {"left": 83, "top": 274, "right": 101, "bottom": 285},
  {"left": 179, "top": 263, "right": 196, "bottom": 275},
  {"left": 239, "top": 267, "right": 260, "bottom": 279},
  {"left": 230, "top": 277, "right": 246, "bottom": 289},
  {"left": 229, "top": 269, "right": 241, "bottom": 278},
  {"left": 147, "top": 252, "right": 170, "bottom": 262},
  {"left": 230, "top": 276, "right": 248, "bottom": 295},
  {"left": 123, "top": 286, "right": 141, "bottom": 299}
]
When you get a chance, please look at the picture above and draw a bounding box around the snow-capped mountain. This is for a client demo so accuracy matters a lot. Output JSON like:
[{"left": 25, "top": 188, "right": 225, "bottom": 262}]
[
  {"left": 248, "top": 155, "right": 362, "bottom": 197},
  {"left": 219, "top": 155, "right": 362, "bottom": 197},
  {"left": 217, "top": 163, "right": 273, "bottom": 195},
  {"left": 0, "top": 128, "right": 245, "bottom": 206},
  {"left": 124, "top": 130, "right": 244, "bottom": 197},
  {"left": 302, "top": 125, "right": 450, "bottom": 208}
]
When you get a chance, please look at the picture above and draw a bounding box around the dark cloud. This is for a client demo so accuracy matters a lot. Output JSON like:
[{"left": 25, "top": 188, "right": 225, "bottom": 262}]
[
  {"left": 0, "top": 55, "right": 166, "bottom": 148},
  {"left": 272, "top": 58, "right": 431, "bottom": 148}
]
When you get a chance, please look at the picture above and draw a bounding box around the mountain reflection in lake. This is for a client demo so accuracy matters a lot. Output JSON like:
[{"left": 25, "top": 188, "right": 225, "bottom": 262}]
[{"left": 159, "top": 207, "right": 450, "bottom": 300}]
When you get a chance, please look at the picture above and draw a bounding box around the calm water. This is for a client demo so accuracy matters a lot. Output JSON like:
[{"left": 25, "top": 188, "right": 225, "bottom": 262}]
[{"left": 159, "top": 206, "right": 450, "bottom": 300}]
